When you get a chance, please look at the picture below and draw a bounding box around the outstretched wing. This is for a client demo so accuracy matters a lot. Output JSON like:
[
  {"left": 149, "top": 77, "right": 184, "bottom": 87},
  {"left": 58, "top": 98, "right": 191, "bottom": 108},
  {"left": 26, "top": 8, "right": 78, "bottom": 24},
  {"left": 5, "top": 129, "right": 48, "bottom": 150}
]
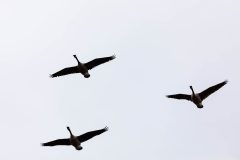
[
  {"left": 166, "top": 94, "right": 191, "bottom": 101},
  {"left": 78, "top": 127, "right": 108, "bottom": 143},
  {"left": 42, "top": 138, "right": 70, "bottom": 146},
  {"left": 84, "top": 55, "right": 116, "bottom": 70},
  {"left": 50, "top": 66, "right": 79, "bottom": 78},
  {"left": 199, "top": 80, "right": 228, "bottom": 100}
]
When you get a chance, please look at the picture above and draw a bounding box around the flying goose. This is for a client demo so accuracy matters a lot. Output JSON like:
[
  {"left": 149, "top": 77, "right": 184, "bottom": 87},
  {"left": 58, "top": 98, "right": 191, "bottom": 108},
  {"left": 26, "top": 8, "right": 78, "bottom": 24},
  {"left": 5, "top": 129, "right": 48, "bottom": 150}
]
[
  {"left": 42, "top": 126, "right": 108, "bottom": 150},
  {"left": 50, "top": 55, "right": 116, "bottom": 78},
  {"left": 166, "top": 80, "right": 228, "bottom": 108}
]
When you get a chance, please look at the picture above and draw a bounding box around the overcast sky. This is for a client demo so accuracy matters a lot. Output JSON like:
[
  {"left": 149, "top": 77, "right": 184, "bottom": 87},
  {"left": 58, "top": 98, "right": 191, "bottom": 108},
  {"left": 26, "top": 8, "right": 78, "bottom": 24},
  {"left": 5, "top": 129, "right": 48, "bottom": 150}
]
[{"left": 0, "top": 0, "right": 240, "bottom": 160}]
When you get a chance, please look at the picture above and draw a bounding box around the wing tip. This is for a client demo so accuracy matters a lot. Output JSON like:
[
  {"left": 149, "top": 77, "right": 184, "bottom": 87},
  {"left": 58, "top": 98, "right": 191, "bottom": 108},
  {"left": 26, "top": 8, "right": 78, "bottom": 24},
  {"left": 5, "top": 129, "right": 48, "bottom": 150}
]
[
  {"left": 111, "top": 55, "right": 116, "bottom": 59},
  {"left": 166, "top": 95, "right": 171, "bottom": 98},
  {"left": 104, "top": 126, "right": 109, "bottom": 131},
  {"left": 224, "top": 80, "right": 228, "bottom": 84}
]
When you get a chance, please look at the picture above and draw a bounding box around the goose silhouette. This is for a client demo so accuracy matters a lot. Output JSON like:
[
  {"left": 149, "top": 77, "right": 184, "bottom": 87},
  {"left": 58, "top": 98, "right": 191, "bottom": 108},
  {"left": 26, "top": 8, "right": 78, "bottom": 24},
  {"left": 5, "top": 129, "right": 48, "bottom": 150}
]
[
  {"left": 42, "top": 126, "right": 108, "bottom": 150},
  {"left": 50, "top": 55, "right": 116, "bottom": 78},
  {"left": 166, "top": 80, "right": 227, "bottom": 108}
]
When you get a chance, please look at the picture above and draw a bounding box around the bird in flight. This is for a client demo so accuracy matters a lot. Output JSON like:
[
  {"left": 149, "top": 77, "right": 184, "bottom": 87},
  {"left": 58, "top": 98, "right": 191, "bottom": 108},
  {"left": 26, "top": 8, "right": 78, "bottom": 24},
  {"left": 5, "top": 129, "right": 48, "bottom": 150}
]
[
  {"left": 166, "top": 80, "right": 228, "bottom": 108},
  {"left": 42, "top": 126, "right": 108, "bottom": 150},
  {"left": 50, "top": 55, "right": 116, "bottom": 78}
]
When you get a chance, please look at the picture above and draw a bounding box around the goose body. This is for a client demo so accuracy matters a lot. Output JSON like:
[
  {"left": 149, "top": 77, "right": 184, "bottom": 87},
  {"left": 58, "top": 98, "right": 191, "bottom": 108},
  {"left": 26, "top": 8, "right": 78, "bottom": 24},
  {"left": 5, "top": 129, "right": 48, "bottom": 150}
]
[
  {"left": 50, "top": 55, "right": 116, "bottom": 78},
  {"left": 166, "top": 80, "right": 227, "bottom": 108},
  {"left": 42, "top": 126, "right": 108, "bottom": 150},
  {"left": 67, "top": 127, "right": 82, "bottom": 150}
]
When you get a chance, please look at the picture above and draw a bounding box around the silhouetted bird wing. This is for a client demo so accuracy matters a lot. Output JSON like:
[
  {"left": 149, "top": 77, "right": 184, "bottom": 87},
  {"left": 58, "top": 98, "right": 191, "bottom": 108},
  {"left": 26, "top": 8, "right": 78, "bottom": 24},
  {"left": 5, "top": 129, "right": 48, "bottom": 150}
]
[
  {"left": 199, "top": 80, "right": 227, "bottom": 100},
  {"left": 78, "top": 127, "right": 108, "bottom": 143},
  {"left": 50, "top": 66, "right": 79, "bottom": 78},
  {"left": 84, "top": 55, "right": 116, "bottom": 70},
  {"left": 166, "top": 94, "right": 191, "bottom": 101},
  {"left": 42, "top": 138, "right": 70, "bottom": 146}
]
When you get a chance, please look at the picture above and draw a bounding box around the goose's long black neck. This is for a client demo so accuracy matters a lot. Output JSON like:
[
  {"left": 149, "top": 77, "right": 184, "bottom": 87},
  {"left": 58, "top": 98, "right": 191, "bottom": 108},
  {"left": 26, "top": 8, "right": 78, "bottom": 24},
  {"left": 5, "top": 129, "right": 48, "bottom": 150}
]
[
  {"left": 190, "top": 86, "right": 195, "bottom": 95},
  {"left": 73, "top": 55, "right": 81, "bottom": 64},
  {"left": 67, "top": 127, "right": 73, "bottom": 136}
]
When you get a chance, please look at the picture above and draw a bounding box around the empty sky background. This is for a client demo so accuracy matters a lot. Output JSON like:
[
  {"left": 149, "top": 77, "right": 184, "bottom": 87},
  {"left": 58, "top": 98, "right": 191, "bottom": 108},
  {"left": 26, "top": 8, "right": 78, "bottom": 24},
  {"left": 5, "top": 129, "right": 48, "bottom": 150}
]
[{"left": 0, "top": 0, "right": 240, "bottom": 160}]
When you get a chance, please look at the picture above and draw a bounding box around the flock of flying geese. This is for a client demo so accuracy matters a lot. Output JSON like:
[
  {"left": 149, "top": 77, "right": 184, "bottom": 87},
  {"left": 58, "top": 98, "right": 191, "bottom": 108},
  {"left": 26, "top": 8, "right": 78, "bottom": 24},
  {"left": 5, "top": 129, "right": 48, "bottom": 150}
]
[{"left": 41, "top": 54, "right": 228, "bottom": 151}]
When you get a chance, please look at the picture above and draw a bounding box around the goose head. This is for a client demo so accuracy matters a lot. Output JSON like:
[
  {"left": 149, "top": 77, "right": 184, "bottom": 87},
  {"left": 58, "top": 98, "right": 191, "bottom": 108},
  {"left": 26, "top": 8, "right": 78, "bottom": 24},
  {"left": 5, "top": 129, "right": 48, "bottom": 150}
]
[
  {"left": 189, "top": 86, "right": 193, "bottom": 90},
  {"left": 67, "top": 126, "right": 71, "bottom": 132},
  {"left": 67, "top": 126, "right": 73, "bottom": 136},
  {"left": 189, "top": 86, "right": 195, "bottom": 94}
]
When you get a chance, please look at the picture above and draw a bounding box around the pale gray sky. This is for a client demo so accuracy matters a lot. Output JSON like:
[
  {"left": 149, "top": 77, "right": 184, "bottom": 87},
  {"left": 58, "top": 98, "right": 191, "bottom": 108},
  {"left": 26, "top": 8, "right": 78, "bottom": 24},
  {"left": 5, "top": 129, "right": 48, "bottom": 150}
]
[{"left": 0, "top": 0, "right": 240, "bottom": 160}]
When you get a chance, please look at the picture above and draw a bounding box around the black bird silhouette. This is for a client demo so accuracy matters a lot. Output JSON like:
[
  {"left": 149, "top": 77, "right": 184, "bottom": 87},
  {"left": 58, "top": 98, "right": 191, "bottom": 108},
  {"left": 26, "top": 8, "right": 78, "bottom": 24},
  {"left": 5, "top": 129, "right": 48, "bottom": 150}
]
[
  {"left": 166, "top": 80, "right": 227, "bottom": 108},
  {"left": 42, "top": 126, "right": 108, "bottom": 150},
  {"left": 50, "top": 55, "right": 116, "bottom": 78}
]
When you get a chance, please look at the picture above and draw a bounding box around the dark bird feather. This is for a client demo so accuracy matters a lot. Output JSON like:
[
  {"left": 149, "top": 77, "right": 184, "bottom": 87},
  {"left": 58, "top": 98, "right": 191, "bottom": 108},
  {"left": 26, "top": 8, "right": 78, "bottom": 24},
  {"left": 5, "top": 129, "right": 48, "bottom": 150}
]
[
  {"left": 42, "top": 139, "right": 70, "bottom": 146},
  {"left": 199, "top": 80, "right": 228, "bottom": 100},
  {"left": 166, "top": 94, "right": 191, "bottom": 101},
  {"left": 78, "top": 127, "right": 108, "bottom": 142},
  {"left": 84, "top": 55, "right": 116, "bottom": 70},
  {"left": 50, "top": 66, "right": 79, "bottom": 78}
]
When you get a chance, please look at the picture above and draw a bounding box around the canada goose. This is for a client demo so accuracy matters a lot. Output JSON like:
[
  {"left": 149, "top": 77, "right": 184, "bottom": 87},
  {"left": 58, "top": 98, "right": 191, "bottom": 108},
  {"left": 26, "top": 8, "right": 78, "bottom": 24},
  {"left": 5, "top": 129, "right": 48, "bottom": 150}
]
[
  {"left": 50, "top": 55, "right": 116, "bottom": 78},
  {"left": 42, "top": 126, "right": 108, "bottom": 150},
  {"left": 166, "top": 80, "right": 228, "bottom": 108}
]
